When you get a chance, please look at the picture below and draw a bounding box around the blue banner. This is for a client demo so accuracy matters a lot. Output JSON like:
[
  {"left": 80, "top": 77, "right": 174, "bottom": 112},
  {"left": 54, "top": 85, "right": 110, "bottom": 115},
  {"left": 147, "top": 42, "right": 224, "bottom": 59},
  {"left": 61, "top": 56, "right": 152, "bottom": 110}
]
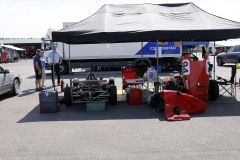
[{"left": 135, "top": 42, "right": 181, "bottom": 55}]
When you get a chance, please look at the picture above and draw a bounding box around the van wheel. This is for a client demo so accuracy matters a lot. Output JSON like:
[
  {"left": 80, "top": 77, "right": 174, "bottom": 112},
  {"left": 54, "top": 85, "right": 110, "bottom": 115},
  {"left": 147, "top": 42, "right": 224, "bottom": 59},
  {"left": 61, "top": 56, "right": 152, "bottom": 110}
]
[
  {"left": 59, "top": 63, "right": 69, "bottom": 75},
  {"left": 135, "top": 61, "right": 149, "bottom": 77}
]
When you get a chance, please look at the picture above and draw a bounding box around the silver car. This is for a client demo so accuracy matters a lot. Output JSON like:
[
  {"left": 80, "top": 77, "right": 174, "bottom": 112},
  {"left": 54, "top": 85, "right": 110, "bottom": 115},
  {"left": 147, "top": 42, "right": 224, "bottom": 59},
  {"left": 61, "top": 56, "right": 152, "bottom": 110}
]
[
  {"left": 0, "top": 66, "right": 22, "bottom": 96},
  {"left": 217, "top": 45, "right": 240, "bottom": 66}
]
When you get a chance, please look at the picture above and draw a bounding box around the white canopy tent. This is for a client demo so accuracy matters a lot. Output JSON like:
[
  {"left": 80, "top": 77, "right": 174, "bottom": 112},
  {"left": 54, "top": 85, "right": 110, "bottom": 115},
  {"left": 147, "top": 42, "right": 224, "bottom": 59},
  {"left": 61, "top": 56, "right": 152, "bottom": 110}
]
[
  {"left": 209, "top": 39, "right": 240, "bottom": 48},
  {"left": 0, "top": 44, "right": 25, "bottom": 51},
  {"left": 0, "top": 44, "right": 26, "bottom": 61}
]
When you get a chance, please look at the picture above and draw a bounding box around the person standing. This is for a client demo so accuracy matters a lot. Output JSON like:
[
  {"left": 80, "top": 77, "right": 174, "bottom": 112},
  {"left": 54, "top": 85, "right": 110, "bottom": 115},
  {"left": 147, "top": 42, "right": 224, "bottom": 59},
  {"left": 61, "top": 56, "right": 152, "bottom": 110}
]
[
  {"left": 40, "top": 49, "right": 46, "bottom": 87},
  {"left": 46, "top": 45, "right": 63, "bottom": 86},
  {"left": 33, "top": 49, "right": 42, "bottom": 91}
]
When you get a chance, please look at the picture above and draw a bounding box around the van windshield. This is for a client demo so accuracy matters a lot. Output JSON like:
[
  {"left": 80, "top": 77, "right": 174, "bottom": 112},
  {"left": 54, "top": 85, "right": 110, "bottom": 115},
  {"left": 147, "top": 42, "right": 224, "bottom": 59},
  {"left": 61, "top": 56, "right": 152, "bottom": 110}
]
[{"left": 43, "top": 40, "right": 53, "bottom": 51}]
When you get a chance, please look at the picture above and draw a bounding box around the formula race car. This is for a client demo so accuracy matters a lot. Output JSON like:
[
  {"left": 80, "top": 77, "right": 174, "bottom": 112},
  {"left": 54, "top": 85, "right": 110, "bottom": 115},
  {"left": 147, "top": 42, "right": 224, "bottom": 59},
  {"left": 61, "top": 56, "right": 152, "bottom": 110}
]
[
  {"left": 64, "top": 72, "right": 117, "bottom": 106},
  {"left": 153, "top": 49, "right": 219, "bottom": 120}
]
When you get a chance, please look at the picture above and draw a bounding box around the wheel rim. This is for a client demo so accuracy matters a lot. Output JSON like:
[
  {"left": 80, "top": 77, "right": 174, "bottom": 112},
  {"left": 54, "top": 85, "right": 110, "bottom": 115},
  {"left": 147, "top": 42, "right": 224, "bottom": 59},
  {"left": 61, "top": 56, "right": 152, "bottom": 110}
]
[
  {"left": 217, "top": 58, "right": 221, "bottom": 65},
  {"left": 14, "top": 80, "right": 20, "bottom": 94},
  {"left": 59, "top": 65, "right": 64, "bottom": 73}
]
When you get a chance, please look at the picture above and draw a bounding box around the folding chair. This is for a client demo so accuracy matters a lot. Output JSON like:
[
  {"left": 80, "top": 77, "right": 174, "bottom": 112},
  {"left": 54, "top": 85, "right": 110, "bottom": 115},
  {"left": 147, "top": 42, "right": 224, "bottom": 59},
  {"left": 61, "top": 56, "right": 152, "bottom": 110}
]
[
  {"left": 217, "top": 66, "right": 236, "bottom": 97},
  {"left": 122, "top": 67, "right": 142, "bottom": 90}
]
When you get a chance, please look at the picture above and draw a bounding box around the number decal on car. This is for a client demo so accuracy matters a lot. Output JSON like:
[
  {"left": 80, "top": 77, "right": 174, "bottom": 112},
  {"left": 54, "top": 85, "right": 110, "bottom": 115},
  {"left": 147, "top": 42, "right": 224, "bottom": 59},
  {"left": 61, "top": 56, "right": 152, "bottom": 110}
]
[
  {"left": 182, "top": 59, "right": 190, "bottom": 76},
  {"left": 206, "top": 59, "right": 209, "bottom": 75}
]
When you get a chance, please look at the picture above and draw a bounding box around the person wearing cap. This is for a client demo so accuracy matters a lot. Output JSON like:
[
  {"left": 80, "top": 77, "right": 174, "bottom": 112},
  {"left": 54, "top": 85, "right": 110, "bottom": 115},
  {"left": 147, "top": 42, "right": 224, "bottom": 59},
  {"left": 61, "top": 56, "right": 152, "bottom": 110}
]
[
  {"left": 33, "top": 49, "right": 42, "bottom": 91},
  {"left": 46, "top": 45, "right": 63, "bottom": 86},
  {"left": 40, "top": 49, "right": 46, "bottom": 87}
]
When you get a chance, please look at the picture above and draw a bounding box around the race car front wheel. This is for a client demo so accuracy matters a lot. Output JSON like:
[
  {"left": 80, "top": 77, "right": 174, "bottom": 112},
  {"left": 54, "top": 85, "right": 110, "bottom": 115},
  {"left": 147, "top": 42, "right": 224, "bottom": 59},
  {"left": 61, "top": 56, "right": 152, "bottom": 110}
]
[{"left": 64, "top": 85, "right": 73, "bottom": 106}]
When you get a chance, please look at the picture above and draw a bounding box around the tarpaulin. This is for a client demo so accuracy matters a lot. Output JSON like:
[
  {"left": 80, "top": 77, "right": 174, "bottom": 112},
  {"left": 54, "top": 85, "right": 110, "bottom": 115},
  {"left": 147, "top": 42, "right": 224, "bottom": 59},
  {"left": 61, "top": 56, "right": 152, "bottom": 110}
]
[{"left": 52, "top": 3, "right": 240, "bottom": 44}]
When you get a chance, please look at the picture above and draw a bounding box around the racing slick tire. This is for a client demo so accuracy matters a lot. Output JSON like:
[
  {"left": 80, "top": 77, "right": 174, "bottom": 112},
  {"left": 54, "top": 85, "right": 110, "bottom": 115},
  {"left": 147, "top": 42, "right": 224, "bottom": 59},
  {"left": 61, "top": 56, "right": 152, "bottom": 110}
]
[
  {"left": 109, "top": 77, "right": 115, "bottom": 85},
  {"left": 166, "top": 81, "right": 177, "bottom": 90},
  {"left": 208, "top": 80, "right": 219, "bottom": 100},
  {"left": 109, "top": 85, "right": 117, "bottom": 105},
  {"left": 64, "top": 85, "right": 73, "bottom": 106}
]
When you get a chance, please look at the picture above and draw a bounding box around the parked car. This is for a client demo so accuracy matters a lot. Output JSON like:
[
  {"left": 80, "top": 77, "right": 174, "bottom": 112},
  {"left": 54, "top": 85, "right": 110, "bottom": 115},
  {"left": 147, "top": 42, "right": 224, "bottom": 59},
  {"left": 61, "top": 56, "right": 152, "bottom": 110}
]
[
  {"left": 0, "top": 66, "right": 22, "bottom": 96},
  {"left": 217, "top": 45, "right": 240, "bottom": 66}
]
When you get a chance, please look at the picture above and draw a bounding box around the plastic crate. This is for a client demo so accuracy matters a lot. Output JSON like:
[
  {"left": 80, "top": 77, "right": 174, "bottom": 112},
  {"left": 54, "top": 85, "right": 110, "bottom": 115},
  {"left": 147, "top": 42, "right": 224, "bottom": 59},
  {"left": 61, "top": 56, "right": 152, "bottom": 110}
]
[
  {"left": 39, "top": 91, "right": 59, "bottom": 113},
  {"left": 86, "top": 101, "right": 106, "bottom": 112}
]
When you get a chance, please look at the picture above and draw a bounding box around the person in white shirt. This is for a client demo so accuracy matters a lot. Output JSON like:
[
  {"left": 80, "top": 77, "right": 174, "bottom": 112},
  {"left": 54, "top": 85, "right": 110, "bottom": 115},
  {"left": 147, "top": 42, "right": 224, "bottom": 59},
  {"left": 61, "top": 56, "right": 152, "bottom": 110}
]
[{"left": 46, "top": 45, "right": 63, "bottom": 86}]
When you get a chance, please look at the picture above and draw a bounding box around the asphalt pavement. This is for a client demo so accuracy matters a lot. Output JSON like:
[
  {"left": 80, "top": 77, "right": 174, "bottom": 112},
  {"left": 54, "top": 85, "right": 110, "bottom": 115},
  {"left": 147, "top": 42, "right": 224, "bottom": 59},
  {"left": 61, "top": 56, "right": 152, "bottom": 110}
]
[{"left": 0, "top": 58, "right": 240, "bottom": 160}]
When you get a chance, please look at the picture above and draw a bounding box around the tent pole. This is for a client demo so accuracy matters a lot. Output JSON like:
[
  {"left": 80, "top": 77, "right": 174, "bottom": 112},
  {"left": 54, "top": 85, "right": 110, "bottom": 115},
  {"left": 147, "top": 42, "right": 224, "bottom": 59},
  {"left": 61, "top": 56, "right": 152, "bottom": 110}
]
[
  {"left": 52, "top": 43, "right": 55, "bottom": 90},
  {"left": 156, "top": 40, "right": 159, "bottom": 93},
  {"left": 141, "top": 42, "right": 143, "bottom": 76},
  {"left": 213, "top": 41, "right": 216, "bottom": 80},
  {"left": 69, "top": 44, "right": 71, "bottom": 76},
  {"left": 157, "top": 40, "right": 159, "bottom": 80},
  {"left": 141, "top": 42, "right": 143, "bottom": 66},
  {"left": 235, "top": 66, "right": 237, "bottom": 98}
]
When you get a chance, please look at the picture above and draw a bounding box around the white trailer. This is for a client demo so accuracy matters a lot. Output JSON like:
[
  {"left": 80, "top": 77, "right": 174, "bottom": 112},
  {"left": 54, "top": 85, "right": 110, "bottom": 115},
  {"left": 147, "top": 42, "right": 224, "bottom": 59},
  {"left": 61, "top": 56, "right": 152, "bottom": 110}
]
[
  {"left": 43, "top": 40, "right": 182, "bottom": 74},
  {"left": 43, "top": 23, "right": 182, "bottom": 74}
]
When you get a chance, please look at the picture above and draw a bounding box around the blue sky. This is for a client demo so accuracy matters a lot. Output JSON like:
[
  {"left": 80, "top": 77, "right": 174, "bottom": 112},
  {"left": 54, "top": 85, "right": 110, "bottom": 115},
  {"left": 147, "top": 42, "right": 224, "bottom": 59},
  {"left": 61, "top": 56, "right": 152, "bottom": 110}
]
[{"left": 0, "top": 0, "right": 239, "bottom": 38}]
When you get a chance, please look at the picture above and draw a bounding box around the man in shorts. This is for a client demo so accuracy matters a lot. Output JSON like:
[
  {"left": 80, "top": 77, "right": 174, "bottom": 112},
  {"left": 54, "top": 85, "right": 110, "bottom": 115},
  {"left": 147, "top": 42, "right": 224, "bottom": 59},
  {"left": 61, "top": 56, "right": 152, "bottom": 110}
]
[{"left": 33, "top": 49, "right": 42, "bottom": 91}]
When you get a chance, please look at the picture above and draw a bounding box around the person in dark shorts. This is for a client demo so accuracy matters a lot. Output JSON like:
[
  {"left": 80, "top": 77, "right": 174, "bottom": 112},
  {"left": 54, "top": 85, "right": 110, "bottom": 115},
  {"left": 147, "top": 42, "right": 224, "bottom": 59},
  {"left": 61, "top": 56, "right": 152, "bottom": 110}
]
[{"left": 33, "top": 49, "right": 43, "bottom": 91}]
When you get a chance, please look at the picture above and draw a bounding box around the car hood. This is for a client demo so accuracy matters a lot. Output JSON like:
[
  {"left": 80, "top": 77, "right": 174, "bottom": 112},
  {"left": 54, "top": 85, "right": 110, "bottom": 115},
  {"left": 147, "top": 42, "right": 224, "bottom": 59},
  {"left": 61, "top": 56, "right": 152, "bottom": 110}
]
[
  {"left": 217, "top": 52, "right": 226, "bottom": 56},
  {"left": 9, "top": 70, "right": 18, "bottom": 74}
]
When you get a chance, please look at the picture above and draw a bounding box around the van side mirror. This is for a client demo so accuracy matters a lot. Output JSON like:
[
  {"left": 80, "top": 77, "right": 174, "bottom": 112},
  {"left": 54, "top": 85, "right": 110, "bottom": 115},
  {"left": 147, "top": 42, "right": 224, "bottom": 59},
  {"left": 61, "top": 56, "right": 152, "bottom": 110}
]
[{"left": 4, "top": 69, "right": 10, "bottom": 74}]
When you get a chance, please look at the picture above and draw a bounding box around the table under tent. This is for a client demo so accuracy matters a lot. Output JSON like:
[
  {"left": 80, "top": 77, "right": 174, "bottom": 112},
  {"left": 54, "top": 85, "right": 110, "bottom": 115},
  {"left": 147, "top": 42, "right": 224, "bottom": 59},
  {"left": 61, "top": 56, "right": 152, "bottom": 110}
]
[{"left": 51, "top": 3, "right": 240, "bottom": 120}]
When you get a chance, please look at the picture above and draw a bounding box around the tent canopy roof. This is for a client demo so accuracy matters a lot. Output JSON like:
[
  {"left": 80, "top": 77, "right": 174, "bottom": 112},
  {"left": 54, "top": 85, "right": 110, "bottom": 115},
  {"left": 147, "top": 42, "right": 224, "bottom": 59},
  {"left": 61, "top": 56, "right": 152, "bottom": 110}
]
[{"left": 52, "top": 3, "right": 240, "bottom": 44}]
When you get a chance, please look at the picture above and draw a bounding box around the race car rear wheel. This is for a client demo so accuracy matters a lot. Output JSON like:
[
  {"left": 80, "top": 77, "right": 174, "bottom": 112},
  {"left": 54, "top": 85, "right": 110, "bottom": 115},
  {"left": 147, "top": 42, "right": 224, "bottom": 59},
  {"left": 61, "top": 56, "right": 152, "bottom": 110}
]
[
  {"left": 208, "top": 80, "right": 219, "bottom": 100},
  {"left": 109, "top": 85, "right": 117, "bottom": 105},
  {"left": 109, "top": 77, "right": 115, "bottom": 85},
  {"left": 64, "top": 85, "right": 73, "bottom": 106}
]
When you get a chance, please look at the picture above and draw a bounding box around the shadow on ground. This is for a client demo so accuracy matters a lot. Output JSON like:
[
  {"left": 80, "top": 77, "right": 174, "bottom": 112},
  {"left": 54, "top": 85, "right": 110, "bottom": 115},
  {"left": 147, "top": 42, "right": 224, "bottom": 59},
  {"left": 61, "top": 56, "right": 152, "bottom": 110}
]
[
  {"left": 17, "top": 94, "right": 240, "bottom": 123},
  {"left": 18, "top": 86, "right": 53, "bottom": 97},
  {"left": 17, "top": 101, "right": 166, "bottom": 123},
  {"left": 0, "top": 93, "right": 15, "bottom": 101},
  {"left": 191, "top": 95, "right": 240, "bottom": 118}
]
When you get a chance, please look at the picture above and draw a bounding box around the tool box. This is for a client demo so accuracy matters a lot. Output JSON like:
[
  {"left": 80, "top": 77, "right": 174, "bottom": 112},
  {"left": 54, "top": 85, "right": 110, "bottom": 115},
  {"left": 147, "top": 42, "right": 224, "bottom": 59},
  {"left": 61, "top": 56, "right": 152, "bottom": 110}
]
[{"left": 39, "top": 91, "right": 59, "bottom": 113}]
